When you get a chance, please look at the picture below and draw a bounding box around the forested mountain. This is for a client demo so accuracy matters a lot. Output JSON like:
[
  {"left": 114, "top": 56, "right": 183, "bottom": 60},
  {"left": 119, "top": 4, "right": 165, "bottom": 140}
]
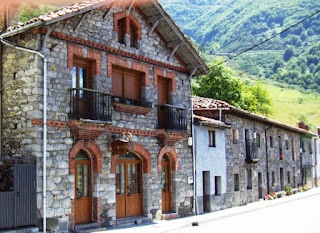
[{"left": 160, "top": 0, "right": 320, "bottom": 92}]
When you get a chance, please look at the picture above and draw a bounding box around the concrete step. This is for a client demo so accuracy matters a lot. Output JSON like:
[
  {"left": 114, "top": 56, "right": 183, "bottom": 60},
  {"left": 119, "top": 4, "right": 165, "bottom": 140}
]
[{"left": 73, "top": 223, "right": 107, "bottom": 233}]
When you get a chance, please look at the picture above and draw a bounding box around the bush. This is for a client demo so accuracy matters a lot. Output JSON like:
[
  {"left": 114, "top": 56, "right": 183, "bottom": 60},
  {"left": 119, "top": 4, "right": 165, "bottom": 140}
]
[{"left": 285, "top": 186, "right": 292, "bottom": 195}]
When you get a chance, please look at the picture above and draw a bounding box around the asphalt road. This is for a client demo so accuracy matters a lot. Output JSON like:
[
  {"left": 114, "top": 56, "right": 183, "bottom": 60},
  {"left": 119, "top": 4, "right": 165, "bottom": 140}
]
[{"left": 107, "top": 189, "right": 320, "bottom": 233}]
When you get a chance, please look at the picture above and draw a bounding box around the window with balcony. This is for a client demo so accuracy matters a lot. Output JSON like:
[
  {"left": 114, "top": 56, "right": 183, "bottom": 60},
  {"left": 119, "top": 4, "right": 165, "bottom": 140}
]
[
  {"left": 209, "top": 130, "right": 216, "bottom": 147},
  {"left": 112, "top": 66, "right": 143, "bottom": 105}
]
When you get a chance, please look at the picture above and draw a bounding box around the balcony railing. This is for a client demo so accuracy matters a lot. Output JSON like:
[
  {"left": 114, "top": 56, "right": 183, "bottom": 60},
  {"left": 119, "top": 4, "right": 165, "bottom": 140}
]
[
  {"left": 158, "top": 104, "right": 187, "bottom": 131},
  {"left": 245, "top": 139, "right": 259, "bottom": 163},
  {"left": 69, "top": 88, "right": 112, "bottom": 122}
]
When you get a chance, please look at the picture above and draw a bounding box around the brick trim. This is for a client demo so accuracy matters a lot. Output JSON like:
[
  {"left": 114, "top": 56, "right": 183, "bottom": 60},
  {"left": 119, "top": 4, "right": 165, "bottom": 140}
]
[
  {"left": 93, "top": 197, "right": 101, "bottom": 224},
  {"left": 154, "top": 67, "right": 176, "bottom": 91},
  {"left": 36, "top": 28, "right": 187, "bottom": 73},
  {"left": 69, "top": 139, "right": 103, "bottom": 174},
  {"left": 108, "top": 54, "right": 150, "bottom": 86},
  {"left": 32, "top": 119, "right": 68, "bottom": 128},
  {"left": 113, "top": 11, "right": 142, "bottom": 40},
  {"left": 157, "top": 146, "right": 179, "bottom": 172},
  {"left": 111, "top": 142, "right": 151, "bottom": 173},
  {"left": 67, "top": 43, "right": 102, "bottom": 75}
]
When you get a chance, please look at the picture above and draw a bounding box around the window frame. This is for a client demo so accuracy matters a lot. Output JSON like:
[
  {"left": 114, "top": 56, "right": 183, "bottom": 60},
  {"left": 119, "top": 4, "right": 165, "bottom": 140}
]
[{"left": 208, "top": 130, "right": 216, "bottom": 147}]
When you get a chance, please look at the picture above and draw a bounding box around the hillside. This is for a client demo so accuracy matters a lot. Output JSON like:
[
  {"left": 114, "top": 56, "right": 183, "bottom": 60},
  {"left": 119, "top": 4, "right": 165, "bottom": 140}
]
[{"left": 160, "top": 0, "right": 320, "bottom": 92}]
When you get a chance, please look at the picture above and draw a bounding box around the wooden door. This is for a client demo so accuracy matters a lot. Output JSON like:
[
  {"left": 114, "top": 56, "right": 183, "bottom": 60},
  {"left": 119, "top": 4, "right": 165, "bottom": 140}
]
[
  {"left": 75, "top": 150, "right": 92, "bottom": 224},
  {"left": 202, "top": 171, "right": 210, "bottom": 213},
  {"left": 161, "top": 154, "right": 171, "bottom": 214},
  {"left": 116, "top": 153, "right": 143, "bottom": 218},
  {"left": 72, "top": 59, "right": 93, "bottom": 118}
]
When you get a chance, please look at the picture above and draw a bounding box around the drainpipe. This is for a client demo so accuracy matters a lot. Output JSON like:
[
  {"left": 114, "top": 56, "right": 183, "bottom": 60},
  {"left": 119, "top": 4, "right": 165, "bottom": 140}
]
[
  {"left": 0, "top": 37, "right": 47, "bottom": 232},
  {"left": 265, "top": 125, "right": 272, "bottom": 194},
  {"left": 190, "top": 96, "right": 198, "bottom": 215}
]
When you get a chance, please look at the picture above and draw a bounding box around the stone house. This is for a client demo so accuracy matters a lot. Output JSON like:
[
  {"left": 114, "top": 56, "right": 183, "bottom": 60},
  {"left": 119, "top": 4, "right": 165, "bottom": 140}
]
[
  {"left": 0, "top": 0, "right": 207, "bottom": 231},
  {"left": 193, "top": 114, "right": 230, "bottom": 214},
  {"left": 193, "top": 96, "right": 309, "bottom": 209}
]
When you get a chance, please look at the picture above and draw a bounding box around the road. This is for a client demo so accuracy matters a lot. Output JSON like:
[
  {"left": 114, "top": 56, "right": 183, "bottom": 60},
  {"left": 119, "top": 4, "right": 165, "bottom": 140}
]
[{"left": 107, "top": 189, "right": 320, "bottom": 233}]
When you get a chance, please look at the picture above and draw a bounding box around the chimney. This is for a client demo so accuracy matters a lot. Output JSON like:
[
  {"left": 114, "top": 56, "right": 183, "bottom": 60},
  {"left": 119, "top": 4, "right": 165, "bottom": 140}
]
[
  {"left": 298, "top": 121, "right": 305, "bottom": 129},
  {"left": 6, "top": 1, "right": 20, "bottom": 27}
]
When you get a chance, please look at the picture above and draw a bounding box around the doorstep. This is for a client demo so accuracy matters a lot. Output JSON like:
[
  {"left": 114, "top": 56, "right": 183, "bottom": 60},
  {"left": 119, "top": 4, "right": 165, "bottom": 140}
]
[{"left": 161, "top": 213, "right": 179, "bottom": 220}]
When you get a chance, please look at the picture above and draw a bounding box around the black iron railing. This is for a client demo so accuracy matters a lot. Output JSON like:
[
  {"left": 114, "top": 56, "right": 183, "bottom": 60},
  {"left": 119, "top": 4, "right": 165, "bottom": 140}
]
[
  {"left": 245, "top": 139, "right": 259, "bottom": 163},
  {"left": 158, "top": 104, "right": 187, "bottom": 131},
  {"left": 69, "top": 88, "right": 112, "bottom": 121}
]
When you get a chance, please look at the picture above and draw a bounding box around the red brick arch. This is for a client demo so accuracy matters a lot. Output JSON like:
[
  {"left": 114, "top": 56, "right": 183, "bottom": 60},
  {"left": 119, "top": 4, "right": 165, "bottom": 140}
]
[
  {"left": 111, "top": 142, "right": 151, "bottom": 173},
  {"left": 69, "top": 139, "right": 102, "bottom": 174},
  {"left": 157, "top": 146, "right": 179, "bottom": 172}
]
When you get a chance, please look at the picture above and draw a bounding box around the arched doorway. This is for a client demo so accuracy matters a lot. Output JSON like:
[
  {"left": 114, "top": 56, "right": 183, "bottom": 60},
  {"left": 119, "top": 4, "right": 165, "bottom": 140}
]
[
  {"left": 161, "top": 154, "right": 171, "bottom": 213},
  {"left": 75, "top": 150, "right": 92, "bottom": 224},
  {"left": 116, "top": 152, "right": 143, "bottom": 218}
]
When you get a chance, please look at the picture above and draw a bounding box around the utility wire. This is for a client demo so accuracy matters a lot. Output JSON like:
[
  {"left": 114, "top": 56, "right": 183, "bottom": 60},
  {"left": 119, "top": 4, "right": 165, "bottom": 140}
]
[{"left": 195, "top": 8, "right": 320, "bottom": 77}]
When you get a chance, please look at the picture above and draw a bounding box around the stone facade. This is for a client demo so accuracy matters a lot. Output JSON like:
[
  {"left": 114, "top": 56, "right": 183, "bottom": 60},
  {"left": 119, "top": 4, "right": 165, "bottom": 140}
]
[{"left": 0, "top": 1, "right": 204, "bottom": 230}]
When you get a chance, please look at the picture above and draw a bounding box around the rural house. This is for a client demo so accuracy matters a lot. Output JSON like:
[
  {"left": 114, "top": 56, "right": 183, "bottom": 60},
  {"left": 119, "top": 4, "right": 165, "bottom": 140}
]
[
  {"left": 192, "top": 96, "right": 317, "bottom": 212},
  {"left": 0, "top": 0, "right": 207, "bottom": 231}
]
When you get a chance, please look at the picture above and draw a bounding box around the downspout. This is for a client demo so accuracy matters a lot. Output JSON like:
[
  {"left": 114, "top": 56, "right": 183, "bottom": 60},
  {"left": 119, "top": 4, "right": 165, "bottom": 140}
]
[
  {"left": 191, "top": 96, "right": 198, "bottom": 215},
  {"left": 265, "top": 125, "right": 272, "bottom": 194},
  {"left": 0, "top": 37, "right": 47, "bottom": 232},
  {"left": 0, "top": 43, "right": 2, "bottom": 157}
]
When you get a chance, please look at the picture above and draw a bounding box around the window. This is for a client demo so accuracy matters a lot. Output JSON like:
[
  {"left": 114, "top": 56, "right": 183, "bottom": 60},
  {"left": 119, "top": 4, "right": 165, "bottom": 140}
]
[
  {"left": 208, "top": 130, "right": 216, "bottom": 147},
  {"left": 130, "top": 20, "right": 138, "bottom": 48},
  {"left": 292, "top": 139, "right": 295, "bottom": 161},
  {"left": 270, "top": 136, "right": 273, "bottom": 148},
  {"left": 117, "top": 17, "right": 126, "bottom": 44},
  {"left": 287, "top": 171, "right": 291, "bottom": 184},
  {"left": 234, "top": 174, "right": 239, "bottom": 191},
  {"left": 233, "top": 129, "right": 239, "bottom": 144},
  {"left": 309, "top": 143, "right": 313, "bottom": 154},
  {"left": 112, "top": 66, "right": 143, "bottom": 105},
  {"left": 278, "top": 136, "right": 283, "bottom": 160},
  {"left": 285, "top": 140, "right": 289, "bottom": 150},
  {"left": 301, "top": 139, "right": 305, "bottom": 152},
  {"left": 215, "top": 176, "right": 221, "bottom": 195},
  {"left": 257, "top": 133, "right": 261, "bottom": 147},
  {"left": 247, "top": 169, "right": 252, "bottom": 189}
]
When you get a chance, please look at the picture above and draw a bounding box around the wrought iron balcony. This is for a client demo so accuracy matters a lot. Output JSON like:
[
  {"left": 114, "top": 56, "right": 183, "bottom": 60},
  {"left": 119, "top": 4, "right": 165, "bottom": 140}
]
[
  {"left": 158, "top": 104, "right": 187, "bottom": 131},
  {"left": 245, "top": 139, "right": 259, "bottom": 163},
  {"left": 69, "top": 88, "right": 112, "bottom": 122}
]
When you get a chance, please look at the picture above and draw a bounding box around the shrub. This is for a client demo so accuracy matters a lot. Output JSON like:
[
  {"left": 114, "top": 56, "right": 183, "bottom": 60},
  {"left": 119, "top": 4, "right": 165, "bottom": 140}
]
[{"left": 285, "top": 186, "right": 292, "bottom": 195}]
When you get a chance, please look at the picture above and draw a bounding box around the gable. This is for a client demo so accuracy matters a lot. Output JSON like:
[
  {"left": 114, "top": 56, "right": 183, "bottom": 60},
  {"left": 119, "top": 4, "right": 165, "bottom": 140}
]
[{"left": 0, "top": 0, "right": 208, "bottom": 77}]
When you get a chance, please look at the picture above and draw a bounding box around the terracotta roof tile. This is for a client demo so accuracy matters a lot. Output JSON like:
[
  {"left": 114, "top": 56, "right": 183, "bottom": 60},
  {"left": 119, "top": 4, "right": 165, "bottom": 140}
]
[
  {"left": 194, "top": 115, "right": 229, "bottom": 128},
  {"left": 192, "top": 96, "right": 231, "bottom": 110}
]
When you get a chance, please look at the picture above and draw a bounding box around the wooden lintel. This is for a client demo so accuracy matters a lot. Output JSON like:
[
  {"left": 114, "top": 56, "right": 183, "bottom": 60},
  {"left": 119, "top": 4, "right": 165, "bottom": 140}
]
[
  {"left": 148, "top": 20, "right": 160, "bottom": 36},
  {"left": 188, "top": 68, "right": 197, "bottom": 79},
  {"left": 103, "top": 2, "right": 116, "bottom": 19},
  {"left": 169, "top": 44, "right": 179, "bottom": 60},
  {"left": 74, "top": 13, "right": 87, "bottom": 33},
  {"left": 187, "top": 64, "right": 202, "bottom": 70},
  {"left": 127, "top": 0, "right": 136, "bottom": 15}
]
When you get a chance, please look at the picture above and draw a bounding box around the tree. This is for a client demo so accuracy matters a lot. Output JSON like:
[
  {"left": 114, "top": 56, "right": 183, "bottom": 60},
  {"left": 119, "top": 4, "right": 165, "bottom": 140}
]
[
  {"left": 192, "top": 60, "right": 272, "bottom": 116},
  {"left": 283, "top": 45, "right": 295, "bottom": 62}
]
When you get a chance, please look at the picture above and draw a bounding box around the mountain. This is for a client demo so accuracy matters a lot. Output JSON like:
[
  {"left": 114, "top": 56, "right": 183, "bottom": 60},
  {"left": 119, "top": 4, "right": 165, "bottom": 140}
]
[{"left": 160, "top": 0, "right": 320, "bottom": 92}]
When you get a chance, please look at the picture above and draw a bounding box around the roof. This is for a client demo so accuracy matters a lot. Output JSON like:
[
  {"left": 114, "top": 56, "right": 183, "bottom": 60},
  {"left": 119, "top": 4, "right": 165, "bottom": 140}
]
[
  {"left": 0, "top": 0, "right": 208, "bottom": 76},
  {"left": 193, "top": 96, "right": 308, "bottom": 134},
  {"left": 194, "top": 115, "right": 230, "bottom": 128}
]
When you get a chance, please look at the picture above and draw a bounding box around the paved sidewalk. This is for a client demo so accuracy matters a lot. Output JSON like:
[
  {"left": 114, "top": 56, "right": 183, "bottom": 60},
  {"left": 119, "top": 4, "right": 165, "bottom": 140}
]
[{"left": 107, "top": 187, "right": 320, "bottom": 233}]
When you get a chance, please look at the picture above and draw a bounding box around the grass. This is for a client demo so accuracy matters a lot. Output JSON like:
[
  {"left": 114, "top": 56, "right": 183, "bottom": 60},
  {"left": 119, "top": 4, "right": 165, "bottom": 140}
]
[{"left": 261, "top": 81, "right": 320, "bottom": 130}]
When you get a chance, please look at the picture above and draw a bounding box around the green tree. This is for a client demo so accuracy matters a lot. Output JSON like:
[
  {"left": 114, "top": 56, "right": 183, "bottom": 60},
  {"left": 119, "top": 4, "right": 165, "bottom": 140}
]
[
  {"left": 283, "top": 45, "right": 295, "bottom": 62},
  {"left": 192, "top": 60, "right": 272, "bottom": 116}
]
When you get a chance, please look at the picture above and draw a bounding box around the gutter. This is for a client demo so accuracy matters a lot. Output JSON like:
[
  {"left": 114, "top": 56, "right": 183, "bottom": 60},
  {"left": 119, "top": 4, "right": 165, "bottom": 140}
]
[
  {"left": 0, "top": 37, "right": 48, "bottom": 232},
  {"left": 191, "top": 97, "right": 198, "bottom": 215}
]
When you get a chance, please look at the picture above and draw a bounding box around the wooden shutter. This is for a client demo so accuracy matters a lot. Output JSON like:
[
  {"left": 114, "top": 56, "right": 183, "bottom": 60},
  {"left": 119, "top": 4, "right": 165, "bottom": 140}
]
[
  {"left": 124, "top": 70, "right": 141, "bottom": 101},
  {"left": 157, "top": 77, "right": 170, "bottom": 105},
  {"left": 112, "top": 67, "right": 123, "bottom": 97}
]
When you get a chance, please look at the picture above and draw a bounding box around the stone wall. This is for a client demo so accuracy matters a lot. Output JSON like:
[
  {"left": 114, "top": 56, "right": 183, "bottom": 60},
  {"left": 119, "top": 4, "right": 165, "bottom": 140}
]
[{"left": 1, "top": 3, "right": 194, "bottom": 230}]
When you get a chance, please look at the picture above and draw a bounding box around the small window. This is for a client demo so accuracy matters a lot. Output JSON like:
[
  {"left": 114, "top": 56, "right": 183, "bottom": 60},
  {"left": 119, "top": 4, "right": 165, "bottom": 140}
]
[
  {"left": 291, "top": 139, "right": 295, "bottom": 161},
  {"left": 214, "top": 176, "right": 221, "bottom": 195},
  {"left": 287, "top": 171, "right": 291, "bottom": 184},
  {"left": 233, "top": 129, "right": 239, "bottom": 144},
  {"left": 130, "top": 20, "right": 138, "bottom": 48},
  {"left": 285, "top": 140, "right": 289, "bottom": 150},
  {"left": 309, "top": 143, "right": 313, "bottom": 154},
  {"left": 257, "top": 133, "right": 261, "bottom": 147},
  {"left": 247, "top": 169, "right": 252, "bottom": 189},
  {"left": 270, "top": 136, "right": 273, "bottom": 148},
  {"left": 301, "top": 139, "right": 305, "bottom": 152},
  {"left": 117, "top": 17, "right": 126, "bottom": 44},
  {"left": 234, "top": 174, "right": 239, "bottom": 191},
  {"left": 208, "top": 130, "right": 216, "bottom": 147}
]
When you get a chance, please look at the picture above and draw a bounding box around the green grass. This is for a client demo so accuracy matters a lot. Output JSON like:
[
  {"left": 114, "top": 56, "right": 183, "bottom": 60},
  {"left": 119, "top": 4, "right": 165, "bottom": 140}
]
[{"left": 261, "top": 81, "right": 320, "bottom": 130}]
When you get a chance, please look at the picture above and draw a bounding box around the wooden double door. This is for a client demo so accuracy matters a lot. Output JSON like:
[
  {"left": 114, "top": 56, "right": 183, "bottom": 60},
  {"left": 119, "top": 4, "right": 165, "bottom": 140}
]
[
  {"left": 161, "top": 154, "right": 172, "bottom": 214},
  {"left": 116, "top": 153, "right": 143, "bottom": 218},
  {"left": 75, "top": 150, "right": 92, "bottom": 224}
]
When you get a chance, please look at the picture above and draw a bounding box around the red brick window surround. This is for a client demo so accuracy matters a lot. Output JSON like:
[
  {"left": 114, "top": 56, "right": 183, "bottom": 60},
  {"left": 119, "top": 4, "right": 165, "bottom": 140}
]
[
  {"left": 113, "top": 11, "right": 142, "bottom": 47},
  {"left": 157, "top": 146, "right": 179, "bottom": 172},
  {"left": 154, "top": 67, "right": 176, "bottom": 92},
  {"left": 67, "top": 43, "right": 102, "bottom": 75}
]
